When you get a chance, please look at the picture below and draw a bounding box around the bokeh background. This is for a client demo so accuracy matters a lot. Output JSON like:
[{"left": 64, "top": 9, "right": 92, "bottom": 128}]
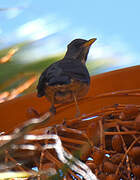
[{"left": 0, "top": 0, "right": 140, "bottom": 101}]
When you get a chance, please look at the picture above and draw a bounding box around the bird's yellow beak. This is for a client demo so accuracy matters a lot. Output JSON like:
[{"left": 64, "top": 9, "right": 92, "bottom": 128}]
[{"left": 83, "top": 38, "right": 97, "bottom": 47}]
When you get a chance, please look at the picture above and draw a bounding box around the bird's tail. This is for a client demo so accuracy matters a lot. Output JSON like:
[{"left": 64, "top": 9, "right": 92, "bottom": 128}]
[{"left": 36, "top": 83, "right": 45, "bottom": 97}]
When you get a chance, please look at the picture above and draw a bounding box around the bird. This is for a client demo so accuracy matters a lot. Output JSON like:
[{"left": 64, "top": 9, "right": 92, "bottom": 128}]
[{"left": 37, "top": 38, "right": 96, "bottom": 115}]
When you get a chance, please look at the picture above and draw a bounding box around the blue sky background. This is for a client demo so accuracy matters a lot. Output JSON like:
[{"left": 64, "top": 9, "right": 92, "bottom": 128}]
[{"left": 0, "top": 0, "right": 139, "bottom": 69}]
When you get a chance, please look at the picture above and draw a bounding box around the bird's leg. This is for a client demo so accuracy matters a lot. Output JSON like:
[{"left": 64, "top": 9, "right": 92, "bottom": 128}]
[
  {"left": 73, "top": 93, "right": 80, "bottom": 117},
  {"left": 49, "top": 94, "right": 56, "bottom": 114},
  {"left": 49, "top": 104, "right": 56, "bottom": 114}
]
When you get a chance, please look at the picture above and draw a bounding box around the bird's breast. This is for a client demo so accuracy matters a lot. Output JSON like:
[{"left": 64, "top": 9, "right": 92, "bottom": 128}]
[{"left": 45, "top": 79, "right": 89, "bottom": 104}]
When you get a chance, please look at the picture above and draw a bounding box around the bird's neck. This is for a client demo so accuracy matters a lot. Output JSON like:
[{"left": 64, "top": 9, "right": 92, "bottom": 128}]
[
  {"left": 64, "top": 55, "right": 86, "bottom": 64},
  {"left": 64, "top": 54, "right": 87, "bottom": 65}
]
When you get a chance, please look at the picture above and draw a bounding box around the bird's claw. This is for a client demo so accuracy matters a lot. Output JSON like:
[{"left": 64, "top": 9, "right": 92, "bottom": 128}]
[{"left": 49, "top": 106, "right": 56, "bottom": 115}]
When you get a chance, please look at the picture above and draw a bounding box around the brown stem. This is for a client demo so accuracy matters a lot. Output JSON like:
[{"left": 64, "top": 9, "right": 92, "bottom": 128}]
[
  {"left": 116, "top": 125, "right": 131, "bottom": 179},
  {"left": 104, "top": 131, "right": 140, "bottom": 135},
  {"left": 99, "top": 119, "right": 105, "bottom": 150},
  {"left": 5, "top": 150, "right": 25, "bottom": 171},
  {"left": 115, "top": 137, "right": 140, "bottom": 175},
  {"left": 38, "top": 149, "right": 45, "bottom": 180}
]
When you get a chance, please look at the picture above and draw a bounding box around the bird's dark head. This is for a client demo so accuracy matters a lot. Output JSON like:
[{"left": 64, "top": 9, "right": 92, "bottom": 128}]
[{"left": 65, "top": 38, "right": 96, "bottom": 64}]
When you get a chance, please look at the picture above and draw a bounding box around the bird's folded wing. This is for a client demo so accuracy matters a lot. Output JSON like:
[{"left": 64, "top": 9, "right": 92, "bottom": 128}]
[{"left": 37, "top": 58, "right": 90, "bottom": 97}]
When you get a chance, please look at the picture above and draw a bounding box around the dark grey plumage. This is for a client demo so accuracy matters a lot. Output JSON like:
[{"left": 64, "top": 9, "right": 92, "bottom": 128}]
[
  {"left": 37, "top": 58, "right": 90, "bottom": 97},
  {"left": 37, "top": 38, "right": 96, "bottom": 114}
]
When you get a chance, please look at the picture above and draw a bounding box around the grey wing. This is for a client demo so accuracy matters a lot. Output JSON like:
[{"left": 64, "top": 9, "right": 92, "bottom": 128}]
[
  {"left": 37, "top": 61, "right": 70, "bottom": 97},
  {"left": 37, "top": 58, "right": 90, "bottom": 97}
]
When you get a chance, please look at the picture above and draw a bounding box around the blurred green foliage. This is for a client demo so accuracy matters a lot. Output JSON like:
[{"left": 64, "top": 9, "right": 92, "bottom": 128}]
[
  {"left": 0, "top": 43, "right": 63, "bottom": 94},
  {"left": 0, "top": 42, "right": 113, "bottom": 97}
]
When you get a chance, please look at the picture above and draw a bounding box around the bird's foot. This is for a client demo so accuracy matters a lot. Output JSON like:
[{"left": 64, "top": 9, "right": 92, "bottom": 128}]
[
  {"left": 49, "top": 106, "right": 56, "bottom": 115},
  {"left": 27, "top": 107, "right": 40, "bottom": 118},
  {"left": 62, "top": 118, "right": 67, "bottom": 126}
]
